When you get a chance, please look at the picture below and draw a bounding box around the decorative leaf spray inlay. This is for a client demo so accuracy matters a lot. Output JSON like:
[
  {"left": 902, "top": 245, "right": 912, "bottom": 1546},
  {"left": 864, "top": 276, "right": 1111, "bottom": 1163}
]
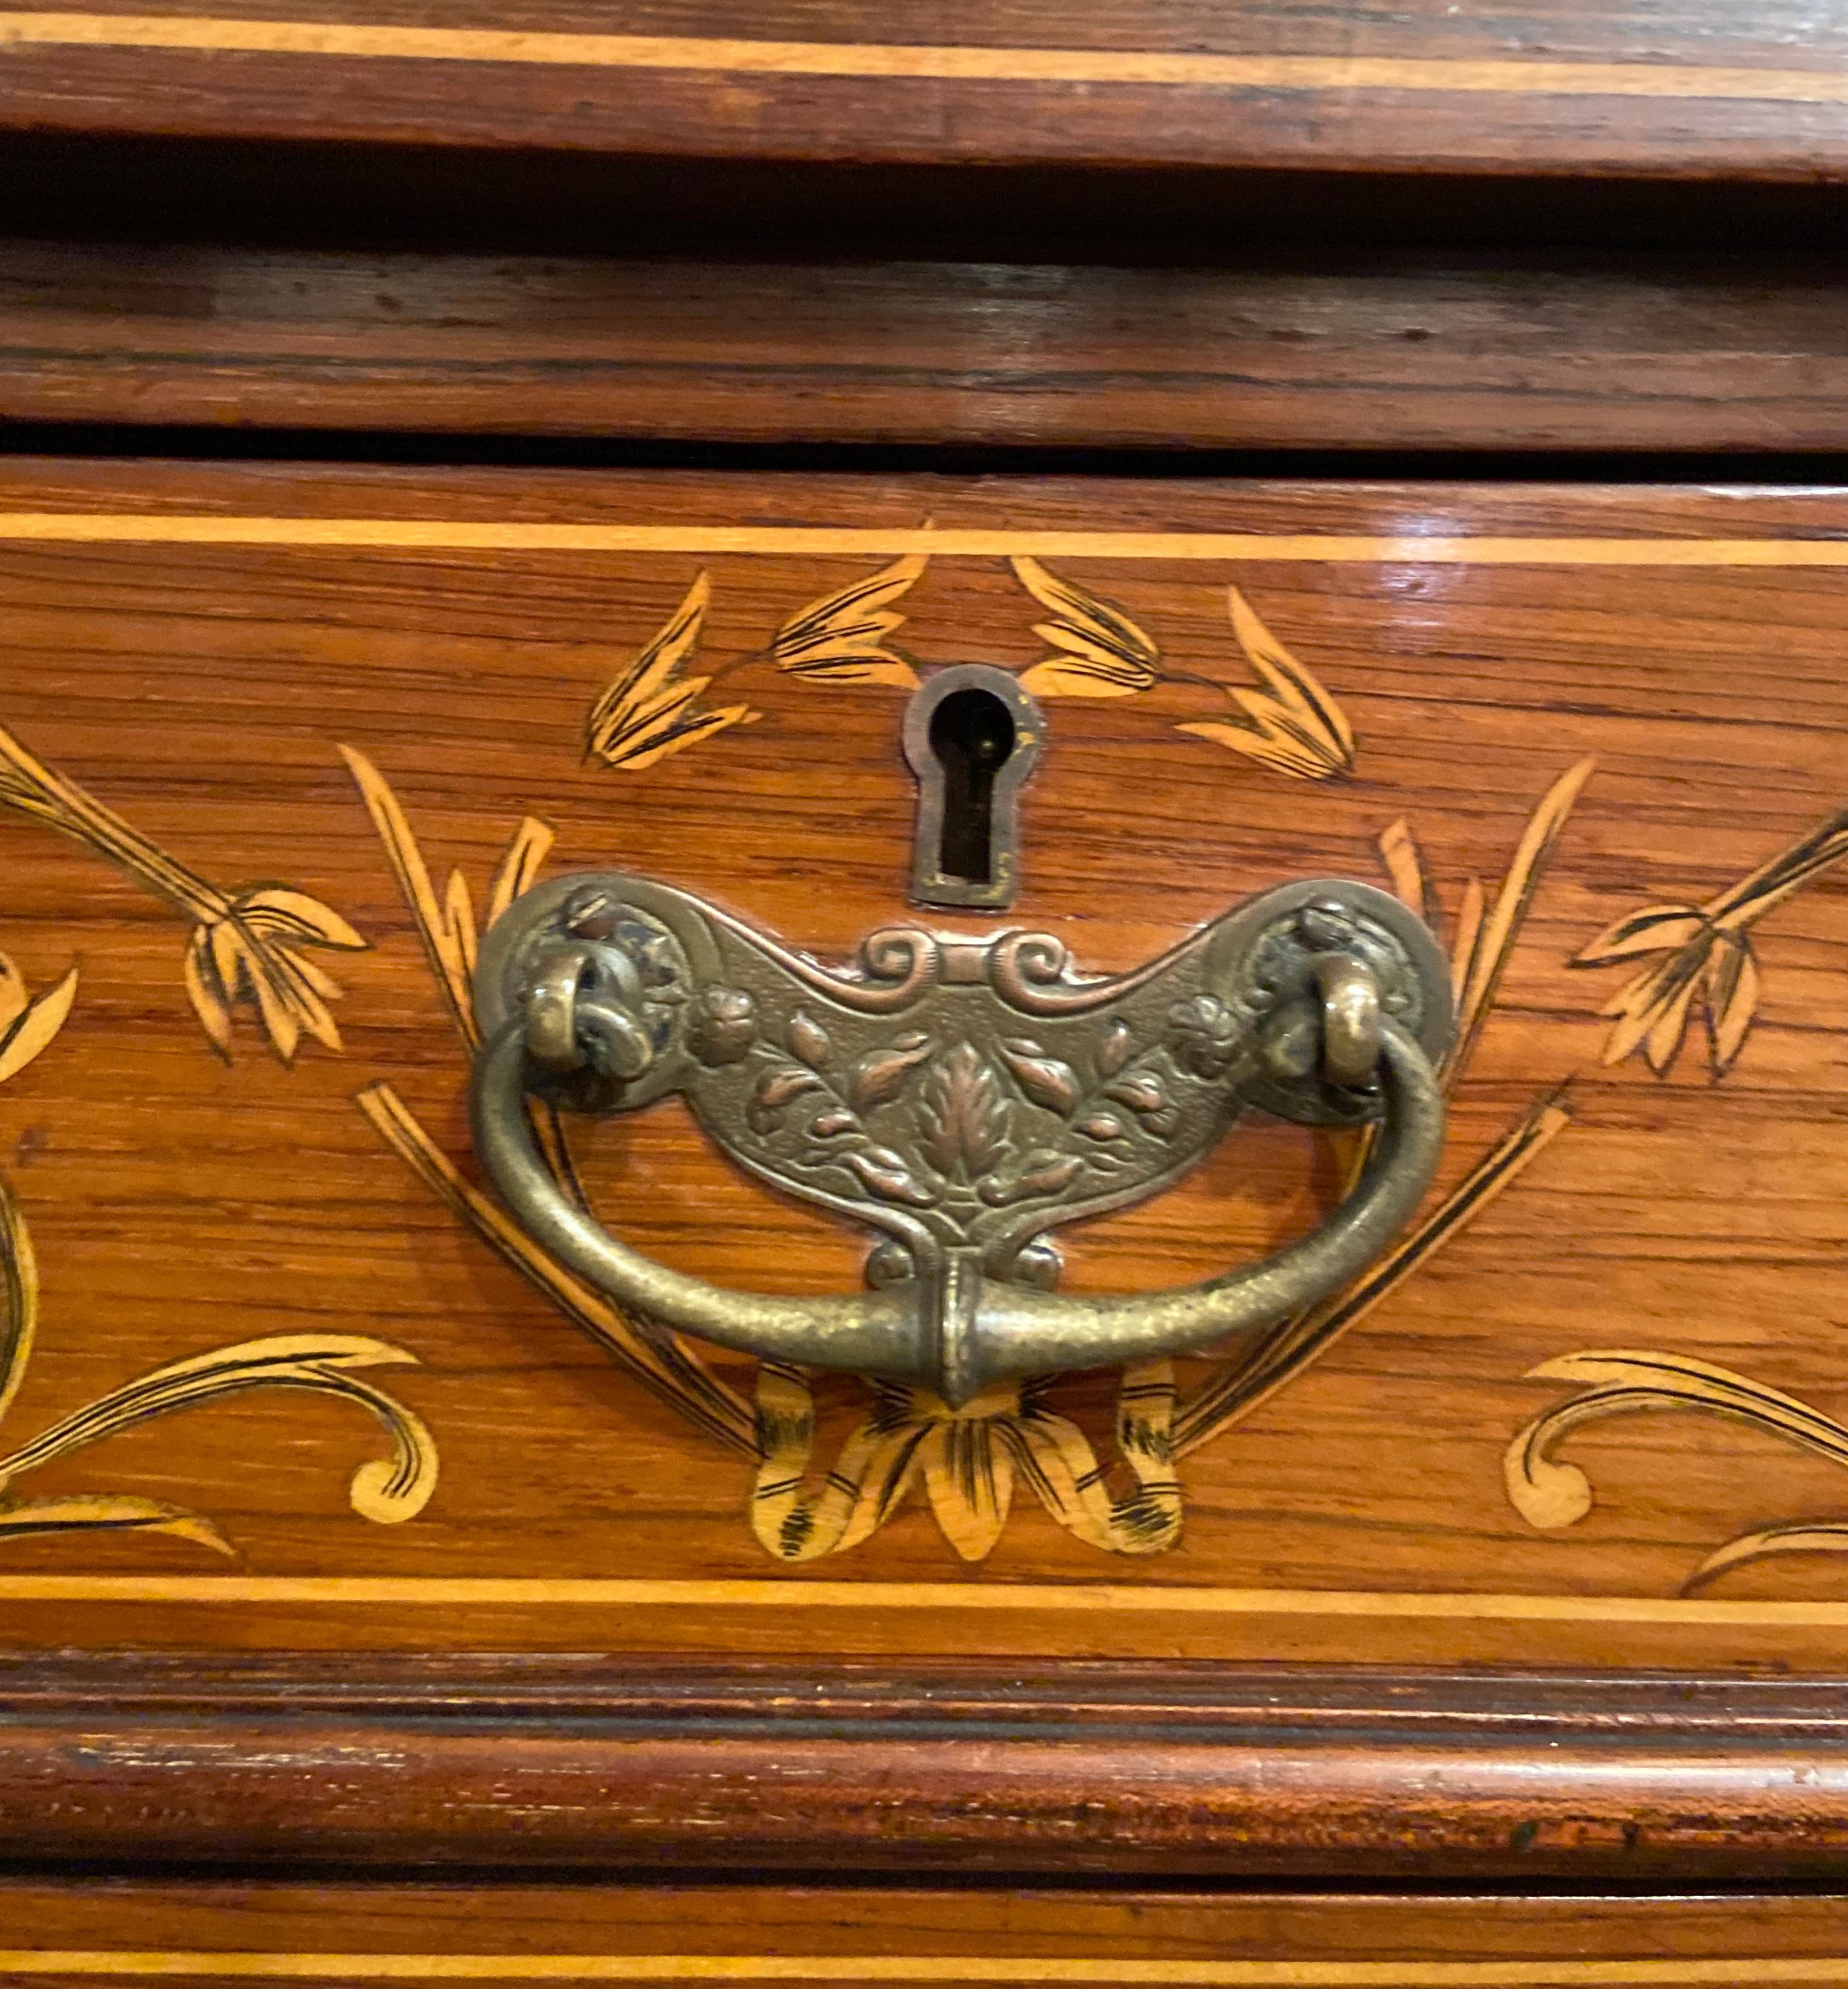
[
  {"left": 585, "top": 570, "right": 762, "bottom": 770},
  {"left": 0, "top": 721, "right": 366, "bottom": 1063},
  {"left": 1176, "top": 585, "right": 1357, "bottom": 780},
  {"left": 751, "top": 1360, "right": 1180, "bottom": 1565},
  {"left": 358, "top": 733, "right": 1583, "bottom": 1564},
  {"left": 773, "top": 553, "right": 929, "bottom": 687},
  {"left": 583, "top": 555, "right": 1357, "bottom": 782},
  {"left": 352, "top": 736, "right": 1372, "bottom": 1561},
  {"left": 1572, "top": 803, "right": 1848, "bottom": 1079},
  {"left": 1009, "top": 555, "right": 1163, "bottom": 699},
  {"left": 1509, "top": 805, "right": 1848, "bottom": 1591},
  {"left": 1006, "top": 559, "right": 1354, "bottom": 776},
  {"left": 1509, "top": 1351, "right": 1848, "bottom": 1593},
  {"left": 0, "top": 949, "right": 436, "bottom": 1555},
  {"left": 14, "top": 582, "right": 1838, "bottom": 1582},
  {"left": 16, "top": 568, "right": 1848, "bottom": 1585},
  {"left": 1174, "top": 761, "right": 1590, "bottom": 1456},
  {"left": 345, "top": 748, "right": 759, "bottom": 1457},
  {"left": 0, "top": 952, "right": 77, "bottom": 1086}
]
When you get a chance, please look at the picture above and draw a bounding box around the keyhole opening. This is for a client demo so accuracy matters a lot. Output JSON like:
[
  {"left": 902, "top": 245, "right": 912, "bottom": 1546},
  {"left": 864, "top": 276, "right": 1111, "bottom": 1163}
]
[
  {"left": 929, "top": 687, "right": 1015, "bottom": 887},
  {"left": 902, "top": 664, "right": 1044, "bottom": 910}
]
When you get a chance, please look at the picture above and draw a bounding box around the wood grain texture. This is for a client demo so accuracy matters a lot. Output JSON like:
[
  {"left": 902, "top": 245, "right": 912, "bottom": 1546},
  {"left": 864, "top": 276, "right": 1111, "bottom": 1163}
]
[
  {"left": 12, "top": 1878, "right": 1848, "bottom": 1984},
  {"left": 9, "top": 3, "right": 1848, "bottom": 179},
  {"left": 12, "top": 243, "right": 1848, "bottom": 453},
  {"left": 10, "top": 464, "right": 1848, "bottom": 1670},
  {"left": 8, "top": 0, "right": 1847, "bottom": 67},
  {"left": 15, "top": 1655, "right": 1848, "bottom": 1880}
]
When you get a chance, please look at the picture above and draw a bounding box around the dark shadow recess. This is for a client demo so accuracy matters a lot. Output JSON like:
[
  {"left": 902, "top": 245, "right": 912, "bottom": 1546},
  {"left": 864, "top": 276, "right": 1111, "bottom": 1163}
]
[{"left": 5, "top": 424, "right": 1848, "bottom": 482}]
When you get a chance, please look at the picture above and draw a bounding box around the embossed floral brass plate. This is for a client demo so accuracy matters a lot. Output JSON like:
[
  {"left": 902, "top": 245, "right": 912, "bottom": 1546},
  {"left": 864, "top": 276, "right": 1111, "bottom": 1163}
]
[{"left": 471, "top": 873, "right": 1453, "bottom": 1402}]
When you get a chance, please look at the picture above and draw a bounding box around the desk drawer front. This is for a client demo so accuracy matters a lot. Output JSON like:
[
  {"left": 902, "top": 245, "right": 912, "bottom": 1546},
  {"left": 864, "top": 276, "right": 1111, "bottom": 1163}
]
[{"left": 2, "top": 464, "right": 1846, "bottom": 1674}]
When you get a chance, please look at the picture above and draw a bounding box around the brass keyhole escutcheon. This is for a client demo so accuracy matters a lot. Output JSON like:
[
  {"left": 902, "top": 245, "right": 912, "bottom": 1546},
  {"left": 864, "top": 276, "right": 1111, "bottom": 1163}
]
[{"left": 902, "top": 665, "right": 1043, "bottom": 910}]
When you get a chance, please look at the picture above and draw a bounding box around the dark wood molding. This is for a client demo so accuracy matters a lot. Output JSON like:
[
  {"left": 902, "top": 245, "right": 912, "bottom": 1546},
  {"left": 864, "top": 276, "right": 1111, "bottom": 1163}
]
[
  {"left": 7, "top": 32, "right": 1848, "bottom": 184},
  {"left": 4, "top": 1655, "right": 1848, "bottom": 1882},
  {"left": 9, "top": 241, "right": 1848, "bottom": 455}
]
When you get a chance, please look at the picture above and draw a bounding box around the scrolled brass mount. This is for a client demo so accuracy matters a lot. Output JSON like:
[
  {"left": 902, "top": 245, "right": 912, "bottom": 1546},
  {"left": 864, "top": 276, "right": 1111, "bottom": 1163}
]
[{"left": 470, "top": 874, "right": 1453, "bottom": 1405}]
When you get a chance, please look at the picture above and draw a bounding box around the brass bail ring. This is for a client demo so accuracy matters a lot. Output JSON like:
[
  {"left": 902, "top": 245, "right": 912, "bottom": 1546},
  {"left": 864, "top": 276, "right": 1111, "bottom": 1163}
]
[{"left": 466, "top": 873, "right": 1453, "bottom": 1406}]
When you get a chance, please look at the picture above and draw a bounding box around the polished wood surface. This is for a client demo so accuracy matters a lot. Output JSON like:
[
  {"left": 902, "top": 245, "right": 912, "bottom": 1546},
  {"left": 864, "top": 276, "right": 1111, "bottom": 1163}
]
[
  {"left": 13, "top": 1654, "right": 1848, "bottom": 1881},
  {"left": 16, "top": 1879, "right": 1848, "bottom": 1985},
  {"left": 14, "top": 1879, "right": 1848, "bottom": 1984},
  {"left": 7, "top": 1, "right": 1848, "bottom": 179},
  {"left": 14, "top": 0, "right": 1848, "bottom": 1947},
  {"left": 4, "top": 462, "right": 1848, "bottom": 1682},
  {"left": 10, "top": 242, "right": 1848, "bottom": 455}
]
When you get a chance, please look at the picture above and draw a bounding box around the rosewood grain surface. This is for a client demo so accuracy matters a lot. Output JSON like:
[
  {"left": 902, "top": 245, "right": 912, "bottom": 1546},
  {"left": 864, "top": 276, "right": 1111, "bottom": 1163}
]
[
  {"left": 11, "top": 1880, "right": 1848, "bottom": 1984},
  {"left": 11, "top": 2, "right": 1848, "bottom": 181},
  {"left": 14, "top": 0, "right": 1845, "bottom": 61},
  {"left": 5, "top": 465, "right": 1848, "bottom": 1669},
  {"left": 11, "top": 1655, "right": 1848, "bottom": 1880},
  {"left": 11, "top": 243, "right": 1848, "bottom": 453}
]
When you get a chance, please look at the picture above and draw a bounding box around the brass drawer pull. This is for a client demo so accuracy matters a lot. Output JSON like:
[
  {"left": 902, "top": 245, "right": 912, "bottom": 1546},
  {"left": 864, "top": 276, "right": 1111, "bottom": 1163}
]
[{"left": 470, "top": 876, "right": 1452, "bottom": 1404}]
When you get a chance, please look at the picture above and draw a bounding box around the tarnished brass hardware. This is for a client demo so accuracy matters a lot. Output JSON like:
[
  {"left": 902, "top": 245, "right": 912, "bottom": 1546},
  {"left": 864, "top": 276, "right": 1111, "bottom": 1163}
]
[
  {"left": 471, "top": 875, "right": 1453, "bottom": 1405},
  {"left": 1310, "top": 950, "right": 1382, "bottom": 1088},
  {"left": 902, "top": 665, "right": 1043, "bottom": 912}
]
